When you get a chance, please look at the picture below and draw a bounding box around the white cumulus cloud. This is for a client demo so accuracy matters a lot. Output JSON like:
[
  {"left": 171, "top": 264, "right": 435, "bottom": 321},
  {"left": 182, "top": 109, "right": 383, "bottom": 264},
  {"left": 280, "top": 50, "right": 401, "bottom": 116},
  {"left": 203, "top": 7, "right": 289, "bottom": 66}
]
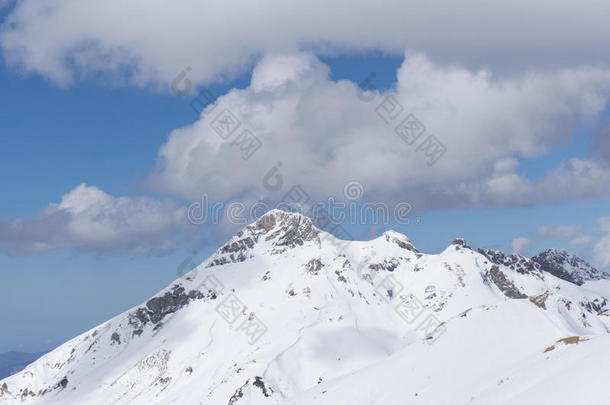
[
  {"left": 592, "top": 217, "right": 610, "bottom": 268},
  {"left": 3, "top": 1, "right": 610, "bottom": 86},
  {"left": 511, "top": 237, "right": 531, "bottom": 254},
  {"left": 0, "top": 184, "right": 188, "bottom": 256},
  {"left": 570, "top": 235, "right": 593, "bottom": 245},
  {"left": 148, "top": 52, "right": 610, "bottom": 211},
  {"left": 534, "top": 224, "right": 582, "bottom": 239},
  {"left": 594, "top": 236, "right": 610, "bottom": 268}
]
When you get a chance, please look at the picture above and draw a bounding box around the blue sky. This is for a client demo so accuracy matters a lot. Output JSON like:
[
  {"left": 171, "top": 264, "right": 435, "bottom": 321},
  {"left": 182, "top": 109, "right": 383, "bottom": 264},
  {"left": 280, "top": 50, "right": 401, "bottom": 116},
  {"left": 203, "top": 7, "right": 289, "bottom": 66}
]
[{"left": 2, "top": 2, "right": 610, "bottom": 353}]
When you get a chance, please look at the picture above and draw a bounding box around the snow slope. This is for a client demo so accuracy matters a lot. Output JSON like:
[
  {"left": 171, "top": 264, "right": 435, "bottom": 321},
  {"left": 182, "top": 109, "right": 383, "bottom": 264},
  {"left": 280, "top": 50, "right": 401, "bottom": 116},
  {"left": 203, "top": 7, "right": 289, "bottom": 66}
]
[
  {"left": 0, "top": 353, "right": 48, "bottom": 380},
  {"left": 2, "top": 210, "right": 609, "bottom": 404}
]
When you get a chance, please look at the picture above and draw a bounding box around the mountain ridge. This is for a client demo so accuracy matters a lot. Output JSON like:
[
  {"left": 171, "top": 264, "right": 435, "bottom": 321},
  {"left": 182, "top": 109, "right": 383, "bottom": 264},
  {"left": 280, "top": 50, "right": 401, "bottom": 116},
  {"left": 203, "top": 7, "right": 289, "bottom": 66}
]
[
  {"left": 214, "top": 209, "right": 607, "bottom": 283},
  {"left": 2, "top": 209, "right": 610, "bottom": 404},
  {"left": 0, "top": 352, "right": 48, "bottom": 381}
]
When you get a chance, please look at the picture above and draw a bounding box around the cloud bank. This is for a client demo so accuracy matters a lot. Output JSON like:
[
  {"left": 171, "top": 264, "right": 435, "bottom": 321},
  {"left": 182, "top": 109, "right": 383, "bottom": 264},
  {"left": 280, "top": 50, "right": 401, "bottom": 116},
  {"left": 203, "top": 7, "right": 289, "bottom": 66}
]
[
  {"left": 3, "top": 51, "right": 610, "bottom": 257},
  {"left": 511, "top": 236, "right": 531, "bottom": 254},
  {"left": 594, "top": 217, "right": 610, "bottom": 268},
  {"left": 3, "top": 0, "right": 610, "bottom": 86},
  {"left": 535, "top": 224, "right": 583, "bottom": 239},
  {"left": 149, "top": 52, "right": 610, "bottom": 211},
  {"left": 0, "top": 184, "right": 187, "bottom": 256},
  {"left": 3, "top": 1, "right": 610, "bottom": 258}
]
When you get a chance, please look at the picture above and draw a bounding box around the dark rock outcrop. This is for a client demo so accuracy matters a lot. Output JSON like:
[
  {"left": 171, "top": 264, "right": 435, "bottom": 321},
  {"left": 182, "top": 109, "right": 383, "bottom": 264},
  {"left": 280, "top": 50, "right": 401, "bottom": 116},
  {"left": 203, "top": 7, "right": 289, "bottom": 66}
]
[
  {"left": 531, "top": 249, "right": 609, "bottom": 286},
  {"left": 478, "top": 249, "right": 544, "bottom": 279},
  {"left": 128, "top": 285, "right": 206, "bottom": 331},
  {"left": 208, "top": 210, "right": 321, "bottom": 267},
  {"left": 451, "top": 238, "right": 471, "bottom": 250},
  {"left": 488, "top": 265, "right": 527, "bottom": 299}
]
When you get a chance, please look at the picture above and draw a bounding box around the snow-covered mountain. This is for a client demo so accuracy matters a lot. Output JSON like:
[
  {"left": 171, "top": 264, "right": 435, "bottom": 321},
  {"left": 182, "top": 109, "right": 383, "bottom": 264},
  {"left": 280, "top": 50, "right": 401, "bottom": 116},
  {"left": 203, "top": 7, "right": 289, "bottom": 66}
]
[
  {"left": 2, "top": 209, "right": 610, "bottom": 405},
  {"left": 531, "top": 248, "right": 610, "bottom": 285},
  {"left": 0, "top": 353, "right": 47, "bottom": 380}
]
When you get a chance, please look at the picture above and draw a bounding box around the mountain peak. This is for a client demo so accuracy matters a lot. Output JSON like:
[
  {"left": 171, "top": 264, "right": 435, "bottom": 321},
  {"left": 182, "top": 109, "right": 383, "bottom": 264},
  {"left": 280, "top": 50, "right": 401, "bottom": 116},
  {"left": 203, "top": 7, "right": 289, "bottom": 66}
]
[
  {"left": 450, "top": 238, "right": 471, "bottom": 249},
  {"left": 259, "top": 207, "right": 308, "bottom": 220},
  {"left": 381, "top": 230, "right": 419, "bottom": 253},
  {"left": 531, "top": 248, "right": 609, "bottom": 285},
  {"left": 248, "top": 208, "right": 319, "bottom": 243},
  {"left": 207, "top": 209, "right": 321, "bottom": 267}
]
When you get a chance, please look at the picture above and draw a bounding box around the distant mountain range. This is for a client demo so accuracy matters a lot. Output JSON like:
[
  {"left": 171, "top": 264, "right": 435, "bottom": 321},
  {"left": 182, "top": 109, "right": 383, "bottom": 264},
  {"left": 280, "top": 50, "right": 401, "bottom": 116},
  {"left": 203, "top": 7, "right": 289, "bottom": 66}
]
[
  {"left": 2, "top": 209, "right": 610, "bottom": 404},
  {"left": 0, "top": 352, "right": 47, "bottom": 380}
]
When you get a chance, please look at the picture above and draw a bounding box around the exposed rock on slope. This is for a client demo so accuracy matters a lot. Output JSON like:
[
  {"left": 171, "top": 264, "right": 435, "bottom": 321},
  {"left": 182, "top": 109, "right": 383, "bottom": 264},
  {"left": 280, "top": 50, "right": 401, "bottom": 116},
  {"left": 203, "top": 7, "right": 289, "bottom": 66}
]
[{"left": 531, "top": 248, "right": 609, "bottom": 285}]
